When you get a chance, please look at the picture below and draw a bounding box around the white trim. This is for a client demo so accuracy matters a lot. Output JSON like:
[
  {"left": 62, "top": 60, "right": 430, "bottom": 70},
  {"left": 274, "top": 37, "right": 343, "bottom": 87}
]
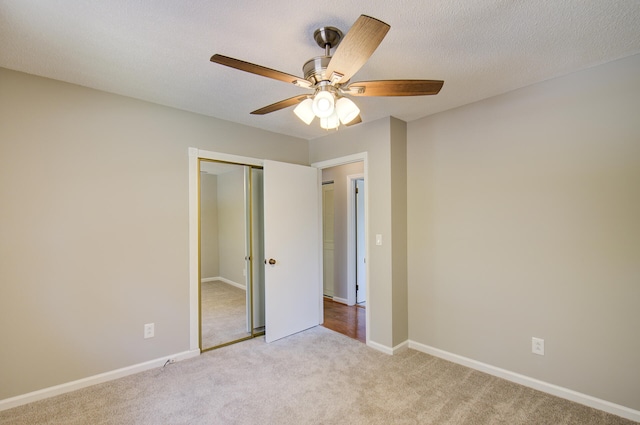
[
  {"left": 366, "top": 338, "right": 407, "bottom": 355},
  {"left": 331, "top": 296, "right": 349, "bottom": 305},
  {"left": 392, "top": 340, "right": 409, "bottom": 354},
  {"left": 188, "top": 149, "right": 200, "bottom": 351},
  {"left": 367, "top": 340, "right": 393, "bottom": 355},
  {"left": 345, "top": 172, "right": 364, "bottom": 307},
  {"left": 201, "top": 276, "right": 247, "bottom": 290},
  {"left": 218, "top": 277, "right": 246, "bottom": 290},
  {"left": 408, "top": 340, "right": 640, "bottom": 423},
  {"left": 316, "top": 168, "right": 325, "bottom": 327},
  {"left": 311, "top": 153, "right": 366, "bottom": 169},
  {"left": 196, "top": 149, "right": 263, "bottom": 167},
  {"left": 200, "top": 277, "right": 218, "bottom": 283},
  {"left": 0, "top": 349, "right": 200, "bottom": 412}
]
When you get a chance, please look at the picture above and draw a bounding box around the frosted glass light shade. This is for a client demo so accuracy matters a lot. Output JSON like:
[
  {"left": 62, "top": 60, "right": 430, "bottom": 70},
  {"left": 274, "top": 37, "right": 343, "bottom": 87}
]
[
  {"left": 335, "top": 97, "right": 360, "bottom": 125},
  {"left": 293, "top": 98, "right": 314, "bottom": 125},
  {"left": 320, "top": 112, "right": 340, "bottom": 130},
  {"left": 312, "top": 91, "right": 335, "bottom": 118}
]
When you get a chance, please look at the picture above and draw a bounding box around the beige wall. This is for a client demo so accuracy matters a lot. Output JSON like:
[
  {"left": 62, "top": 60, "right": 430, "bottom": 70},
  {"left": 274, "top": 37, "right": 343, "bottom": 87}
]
[
  {"left": 200, "top": 173, "right": 219, "bottom": 278},
  {"left": 217, "top": 168, "right": 246, "bottom": 286},
  {"left": 0, "top": 68, "right": 307, "bottom": 400},
  {"left": 407, "top": 54, "right": 640, "bottom": 410},
  {"left": 390, "top": 119, "right": 408, "bottom": 346},
  {"left": 3, "top": 52, "right": 638, "bottom": 413},
  {"left": 321, "top": 162, "right": 365, "bottom": 301},
  {"left": 310, "top": 117, "right": 407, "bottom": 349}
]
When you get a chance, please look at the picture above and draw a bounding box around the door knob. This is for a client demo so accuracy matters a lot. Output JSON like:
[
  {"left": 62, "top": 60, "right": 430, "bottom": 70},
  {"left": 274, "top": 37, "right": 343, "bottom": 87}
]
[{"left": 265, "top": 258, "right": 276, "bottom": 265}]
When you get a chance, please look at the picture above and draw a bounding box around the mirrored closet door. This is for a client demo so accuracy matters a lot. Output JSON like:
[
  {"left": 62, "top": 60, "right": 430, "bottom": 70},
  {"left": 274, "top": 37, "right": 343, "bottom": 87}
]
[{"left": 199, "top": 159, "right": 264, "bottom": 351}]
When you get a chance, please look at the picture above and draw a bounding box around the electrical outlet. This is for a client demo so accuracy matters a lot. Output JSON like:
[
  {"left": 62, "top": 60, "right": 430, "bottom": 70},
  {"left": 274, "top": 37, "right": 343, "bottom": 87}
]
[
  {"left": 532, "top": 337, "right": 544, "bottom": 355},
  {"left": 144, "top": 323, "right": 155, "bottom": 339}
]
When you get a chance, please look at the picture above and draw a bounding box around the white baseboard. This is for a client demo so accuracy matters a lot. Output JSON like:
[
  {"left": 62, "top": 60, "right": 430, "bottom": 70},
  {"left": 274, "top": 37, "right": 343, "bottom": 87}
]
[
  {"left": 331, "top": 297, "right": 349, "bottom": 305},
  {"left": 366, "top": 339, "right": 408, "bottom": 355},
  {"left": 392, "top": 340, "right": 409, "bottom": 354},
  {"left": 408, "top": 340, "right": 640, "bottom": 423},
  {"left": 201, "top": 276, "right": 246, "bottom": 290},
  {"left": 367, "top": 340, "right": 393, "bottom": 355},
  {"left": 201, "top": 277, "right": 218, "bottom": 283},
  {"left": 0, "top": 349, "right": 200, "bottom": 412}
]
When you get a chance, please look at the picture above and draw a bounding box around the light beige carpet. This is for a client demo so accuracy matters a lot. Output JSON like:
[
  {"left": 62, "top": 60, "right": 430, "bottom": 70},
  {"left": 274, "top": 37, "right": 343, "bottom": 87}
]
[
  {"left": 201, "top": 280, "right": 249, "bottom": 349},
  {"left": 0, "top": 326, "right": 636, "bottom": 425}
]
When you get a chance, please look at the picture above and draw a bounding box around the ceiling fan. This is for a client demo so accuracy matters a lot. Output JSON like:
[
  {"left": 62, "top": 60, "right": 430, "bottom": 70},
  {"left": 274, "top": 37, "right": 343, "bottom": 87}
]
[{"left": 210, "top": 15, "right": 444, "bottom": 130}]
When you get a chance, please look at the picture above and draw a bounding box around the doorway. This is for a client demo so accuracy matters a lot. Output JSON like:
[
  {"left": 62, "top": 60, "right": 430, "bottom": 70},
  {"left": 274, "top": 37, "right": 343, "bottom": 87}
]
[
  {"left": 189, "top": 149, "right": 322, "bottom": 353},
  {"left": 322, "top": 298, "right": 365, "bottom": 342},
  {"left": 351, "top": 175, "right": 366, "bottom": 306},
  {"left": 322, "top": 181, "right": 335, "bottom": 298},
  {"left": 318, "top": 160, "right": 366, "bottom": 342}
]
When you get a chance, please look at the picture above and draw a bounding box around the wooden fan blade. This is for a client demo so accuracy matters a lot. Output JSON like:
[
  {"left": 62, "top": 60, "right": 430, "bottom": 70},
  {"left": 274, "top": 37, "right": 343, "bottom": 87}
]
[
  {"left": 346, "top": 80, "right": 444, "bottom": 96},
  {"left": 251, "top": 95, "right": 309, "bottom": 115},
  {"left": 345, "top": 114, "right": 362, "bottom": 127},
  {"left": 211, "top": 54, "right": 303, "bottom": 84},
  {"left": 325, "top": 15, "right": 390, "bottom": 84}
]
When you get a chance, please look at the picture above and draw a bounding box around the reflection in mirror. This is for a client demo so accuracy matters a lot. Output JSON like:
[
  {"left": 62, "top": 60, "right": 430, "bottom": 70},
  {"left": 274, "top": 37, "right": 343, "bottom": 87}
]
[
  {"left": 199, "top": 160, "right": 257, "bottom": 350},
  {"left": 250, "top": 168, "right": 265, "bottom": 333}
]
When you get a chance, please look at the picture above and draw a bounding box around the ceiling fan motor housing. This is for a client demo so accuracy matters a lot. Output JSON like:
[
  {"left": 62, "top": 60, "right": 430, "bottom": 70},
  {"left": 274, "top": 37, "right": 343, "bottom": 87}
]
[{"left": 303, "top": 56, "right": 332, "bottom": 84}]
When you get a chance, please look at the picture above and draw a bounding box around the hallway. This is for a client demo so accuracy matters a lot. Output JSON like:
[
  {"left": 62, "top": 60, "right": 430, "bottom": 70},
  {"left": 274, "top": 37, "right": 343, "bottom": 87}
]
[{"left": 321, "top": 297, "right": 365, "bottom": 343}]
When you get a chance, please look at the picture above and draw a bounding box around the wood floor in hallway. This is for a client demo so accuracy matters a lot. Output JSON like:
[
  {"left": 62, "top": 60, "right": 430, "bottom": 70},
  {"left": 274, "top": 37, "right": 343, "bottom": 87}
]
[{"left": 321, "top": 297, "right": 366, "bottom": 343}]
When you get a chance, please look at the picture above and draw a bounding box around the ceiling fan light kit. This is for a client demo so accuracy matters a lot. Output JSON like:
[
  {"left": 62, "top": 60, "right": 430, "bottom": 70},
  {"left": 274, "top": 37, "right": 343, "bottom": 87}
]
[
  {"left": 335, "top": 97, "right": 360, "bottom": 125},
  {"left": 293, "top": 98, "right": 315, "bottom": 125},
  {"left": 312, "top": 90, "right": 335, "bottom": 118},
  {"left": 210, "top": 15, "right": 444, "bottom": 130},
  {"left": 320, "top": 112, "right": 341, "bottom": 130},
  {"left": 292, "top": 89, "right": 360, "bottom": 128}
]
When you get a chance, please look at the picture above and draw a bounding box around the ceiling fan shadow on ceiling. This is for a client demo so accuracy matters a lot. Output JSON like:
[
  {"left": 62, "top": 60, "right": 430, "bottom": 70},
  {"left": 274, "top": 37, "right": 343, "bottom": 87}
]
[{"left": 210, "top": 14, "right": 444, "bottom": 130}]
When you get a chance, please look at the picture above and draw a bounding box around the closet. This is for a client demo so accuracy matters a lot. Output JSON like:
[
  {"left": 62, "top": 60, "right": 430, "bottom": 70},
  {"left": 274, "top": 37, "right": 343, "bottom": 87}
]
[
  {"left": 199, "top": 160, "right": 264, "bottom": 350},
  {"left": 195, "top": 155, "right": 321, "bottom": 351}
]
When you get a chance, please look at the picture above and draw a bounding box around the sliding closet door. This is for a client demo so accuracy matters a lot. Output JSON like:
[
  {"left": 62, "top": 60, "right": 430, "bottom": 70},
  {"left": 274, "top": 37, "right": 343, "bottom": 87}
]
[{"left": 263, "top": 160, "right": 321, "bottom": 343}]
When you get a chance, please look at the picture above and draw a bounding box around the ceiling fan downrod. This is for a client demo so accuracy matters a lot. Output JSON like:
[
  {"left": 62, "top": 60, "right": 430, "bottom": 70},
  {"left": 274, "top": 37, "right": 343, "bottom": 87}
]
[
  {"left": 313, "top": 26, "right": 343, "bottom": 53},
  {"left": 301, "top": 26, "right": 343, "bottom": 86}
]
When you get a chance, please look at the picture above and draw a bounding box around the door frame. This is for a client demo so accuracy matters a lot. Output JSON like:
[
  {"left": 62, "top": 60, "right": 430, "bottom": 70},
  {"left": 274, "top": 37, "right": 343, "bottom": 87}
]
[
  {"left": 312, "top": 153, "right": 369, "bottom": 343},
  {"left": 346, "top": 173, "right": 365, "bottom": 306},
  {"left": 322, "top": 181, "right": 335, "bottom": 298},
  {"left": 188, "top": 148, "right": 263, "bottom": 352}
]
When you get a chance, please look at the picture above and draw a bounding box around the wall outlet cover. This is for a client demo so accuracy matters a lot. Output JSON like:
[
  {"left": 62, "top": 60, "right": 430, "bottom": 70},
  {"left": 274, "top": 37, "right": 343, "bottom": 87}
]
[
  {"left": 532, "top": 337, "right": 544, "bottom": 355},
  {"left": 144, "top": 323, "right": 155, "bottom": 339}
]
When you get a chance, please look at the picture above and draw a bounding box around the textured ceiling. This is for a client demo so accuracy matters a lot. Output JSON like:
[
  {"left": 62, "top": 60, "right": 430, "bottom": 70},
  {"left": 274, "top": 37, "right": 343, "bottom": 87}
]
[{"left": 1, "top": 0, "right": 639, "bottom": 140}]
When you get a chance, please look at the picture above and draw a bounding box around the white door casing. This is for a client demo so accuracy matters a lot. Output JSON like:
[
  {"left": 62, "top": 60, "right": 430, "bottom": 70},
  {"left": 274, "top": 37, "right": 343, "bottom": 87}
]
[
  {"left": 345, "top": 172, "right": 365, "bottom": 306},
  {"left": 322, "top": 183, "right": 335, "bottom": 297},
  {"left": 356, "top": 178, "right": 366, "bottom": 304}
]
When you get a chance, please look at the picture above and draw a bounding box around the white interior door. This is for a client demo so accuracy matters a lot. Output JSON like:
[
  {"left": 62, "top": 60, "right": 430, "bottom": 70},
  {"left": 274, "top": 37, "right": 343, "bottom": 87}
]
[
  {"left": 322, "top": 183, "right": 335, "bottom": 297},
  {"left": 356, "top": 178, "right": 366, "bottom": 304},
  {"left": 263, "top": 160, "right": 321, "bottom": 343}
]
